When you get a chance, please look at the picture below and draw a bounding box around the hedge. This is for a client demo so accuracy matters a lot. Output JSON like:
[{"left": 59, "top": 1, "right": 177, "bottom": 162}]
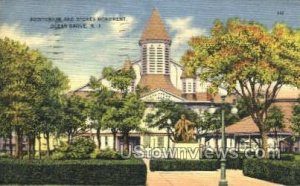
[
  {"left": 0, "top": 159, "right": 146, "bottom": 185},
  {"left": 243, "top": 159, "right": 300, "bottom": 185},
  {"left": 150, "top": 159, "right": 218, "bottom": 171}
]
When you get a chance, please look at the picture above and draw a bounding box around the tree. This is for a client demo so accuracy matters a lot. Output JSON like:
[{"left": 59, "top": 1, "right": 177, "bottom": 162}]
[
  {"left": 182, "top": 19, "right": 300, "bottom": 157},
  {"left": 291, "top": 101, "right": 300, "bottom": 137},
  {"left": 59, "top": 94, "right": 88, "bottom": 143},
  {"left": 101, "top": 65, "right": 145, "bottom": 151},
  {"left": 118, "top": 93, "right": 145, "bottom": 151},
  {"left": 89, "top": 76, "right": 115, "bottom": 150},
  {"left": 265, "top": 106, "right": 284, "bottom": 149},
  {"left": 0, "top": 38, "right": 69, "bottom": 158}
]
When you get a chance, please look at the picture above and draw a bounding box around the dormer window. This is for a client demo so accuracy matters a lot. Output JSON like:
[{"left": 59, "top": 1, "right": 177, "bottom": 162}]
[{"left": 183, "top": 78, "right": 196, "bottom": 93}]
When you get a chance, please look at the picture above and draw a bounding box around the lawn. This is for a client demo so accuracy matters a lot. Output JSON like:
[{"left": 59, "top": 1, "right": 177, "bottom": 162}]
[{"left": 295, "top": 154, "right": 300, "bottom": 161}]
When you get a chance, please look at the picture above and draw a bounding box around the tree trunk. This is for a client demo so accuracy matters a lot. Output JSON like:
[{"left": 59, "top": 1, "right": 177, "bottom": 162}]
[
  {"left": 9, "top": 133, "right": 13, "bottom": 156},
  {"left": 37, "top": 135, "right": 42, "bottom": 160},
  {"left": 112, "top": 130, "right": 117, "bottom": 151},
  {"left": 123, "top": 132, "right": 129, "bottom": 152},
  {"left": 32, "top": 137, "right": 36, "bottom": 158},
  {"left": 45, "top": 133, "right": 50, "bottom": 157},
  {"left": 15, "top": 128, "right": 23, "bottom": 159},
  {"left": 261, "top": 131, "right": 269, "bottom": 159},
  {"left": 27, "top": 136, "right": 32, "bottom": 160},
  {"left": 67, "top": 132, "right": 72, "bottom": 144},
  {"left": 96, "top": 128, "right": 101, "bottom": 150},
  {"left": 3, "top": 138, "right": 7, "bottom": 153}
]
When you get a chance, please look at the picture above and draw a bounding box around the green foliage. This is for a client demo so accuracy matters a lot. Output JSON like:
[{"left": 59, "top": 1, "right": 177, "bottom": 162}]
[
  {"left": 0, "top": 159, "right": 146, "bottom": 185},
  {"left": 59, "top": 95, "right": 89, "bottom": 141},
  {"left": 0, "top": 152, "right": 10, "bottom": 159},
  {"left": 53, "top": 137, "right": 96, "bottom": 160},
  {"left": 291, "top": 102, "right": 300, "bottom": 136},
  {"left": 265, "top": 106, "right": 284, "bottom": 131},
  {"left": 243, "top": 159, "right": 300, "bottom": 185},
  {"left": 0, "top": 37, "right": 69, "bottom": 158},
  {"left": 95, "top": 148, "right": 123, "bottom": 160},
  {"left": 99, "top": 66, "right": 145, "bottom": 149},
  {"left": 102, "top": 66, "right": 136, "bottom": 96},
  {"left": 150, "top": 159, "right": 218, "bottom": 171},
  {"left": 182, "top": 19, "right": 300, "bottom": 156},
  {"left": 279, "top": 154, "right": 295, "bottom": 161}
]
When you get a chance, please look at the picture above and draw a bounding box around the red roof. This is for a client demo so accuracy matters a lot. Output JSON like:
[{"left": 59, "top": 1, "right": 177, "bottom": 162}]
[
  {"left": 226, "top": 101, "right": 297, "bottom": 134},
  {"left": 140, "top": 8, "right": 170, "bottom": 41}
]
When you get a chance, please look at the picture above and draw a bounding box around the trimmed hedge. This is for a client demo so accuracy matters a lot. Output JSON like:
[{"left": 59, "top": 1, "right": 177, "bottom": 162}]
[
  {"left": 0, "top": 159, "right": 146, "bottom": 185},
  {"left": 221, "top": 157, "right": 243, "bottom": 169},
  {"left": 150, "top": 159, "right": 218, "bottom": 171},
  {"left": 243, "top": 159, "right": 300, "bottom": 185}
]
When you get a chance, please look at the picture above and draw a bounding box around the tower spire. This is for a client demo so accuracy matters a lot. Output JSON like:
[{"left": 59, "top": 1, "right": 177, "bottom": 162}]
[{"left": 140, "top": 8, "right": 170, "bottom": 42}]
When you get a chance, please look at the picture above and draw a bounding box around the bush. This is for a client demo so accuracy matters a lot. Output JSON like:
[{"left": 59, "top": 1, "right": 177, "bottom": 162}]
[
  {"left": 52, "top": 137, "right": 96, "bottom": 160},
  {"left": 150, "top": 159, "right": 218, "bottom": 171},
  {"left": 0, "top": 159, "right": 146, "bottom": 185},
  {"left": 95, "top": 148, "right": 123, "bottom": 160},
  {"left": 0, "top": 152, "right": 10, "bottom": 159},
  {"left": 221, "top": 157, "right": 243, "bottom": 169},
  {"left": 278, "top": 153, "right": 295, "bottom": 161},
  {"left": 243, "top": 159, "right": 300, "bottom": 185}
]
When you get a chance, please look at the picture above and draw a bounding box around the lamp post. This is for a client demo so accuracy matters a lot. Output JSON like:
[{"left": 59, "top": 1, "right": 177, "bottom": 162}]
[
  {"left": 208, "top": 89, "right": 238, "bottom": 186},
  {"left": 167, "top": 119, "right": 172, "bottom": 159}
]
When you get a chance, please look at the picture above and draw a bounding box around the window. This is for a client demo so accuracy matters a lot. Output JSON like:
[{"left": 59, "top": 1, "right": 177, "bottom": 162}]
[
  {"left": 157, "top": 136, "right": 164, "bottom": 147},
  {"left": 182, "top": 81, "right": 186, "bottom": 92},
  {"left": 149, "top": 45, "right": 155, "bottom": 73},
  {"left": 146, "top": 44, "right": 166, "bottom": 74},
  {"left": 143, "top": 136, "right": 151, "bottom": 148},
  {"left": 157, "top": 46, "right": 163, "bottom": 73},
  {"left": 183, "top": 79, "right": 195, "bottom": 93}
]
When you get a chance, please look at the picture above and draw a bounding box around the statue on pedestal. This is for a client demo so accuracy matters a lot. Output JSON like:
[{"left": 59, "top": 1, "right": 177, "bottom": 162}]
[{"left": 174, "top": 114, "right": 195, "bottom": 142}]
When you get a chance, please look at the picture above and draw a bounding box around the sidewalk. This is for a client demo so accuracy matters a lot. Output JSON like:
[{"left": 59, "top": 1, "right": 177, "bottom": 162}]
[{"left": 144, "top": 159, "right": 278, "bottom": 186}]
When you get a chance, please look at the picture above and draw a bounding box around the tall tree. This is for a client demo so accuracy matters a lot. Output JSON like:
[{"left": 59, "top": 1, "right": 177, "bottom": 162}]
[
  {"left": 59, "top": 94, "right": 88, "bottom": 143},
  {"left": 0, "top": 38, "right": 69, "bottom": 158},
  {"left": 182, "top": 19, "right": 300, "bottom": 157},
  {"left": 265, "top": 106, "right": 284, "bottom": 149},
  {"left": 101, "top": 65, "right": 143, "bottom": 151},
  {"left": 89, "top": 76, "right": 115, "bottom": 150}
]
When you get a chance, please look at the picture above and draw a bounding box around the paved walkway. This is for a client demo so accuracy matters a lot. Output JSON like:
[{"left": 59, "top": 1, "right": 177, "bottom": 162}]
[{"left": 144, "top": 160, "right": 278, "bottom": 186}]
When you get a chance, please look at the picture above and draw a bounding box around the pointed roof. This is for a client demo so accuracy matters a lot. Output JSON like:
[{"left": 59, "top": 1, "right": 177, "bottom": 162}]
[{"left": 140, "top": 8, "right": 170, "bottom": 41}]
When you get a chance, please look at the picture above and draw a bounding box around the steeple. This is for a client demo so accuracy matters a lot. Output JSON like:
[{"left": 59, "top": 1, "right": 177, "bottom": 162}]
[
  {"left": 140, "top": 8, "right": 171, "bottom": 75},
  {"left": 140, "top": 8, "right": 171, "bottom": 42}
]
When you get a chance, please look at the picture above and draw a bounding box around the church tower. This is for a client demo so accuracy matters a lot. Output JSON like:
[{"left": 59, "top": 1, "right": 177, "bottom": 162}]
[{"left": 139, "top": 8, "right": 171, "bottom": 75}]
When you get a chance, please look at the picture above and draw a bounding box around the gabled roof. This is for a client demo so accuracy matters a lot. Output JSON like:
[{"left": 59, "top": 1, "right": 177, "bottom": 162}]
[
  {"left": 141, "top": 88, "right": 185, "bottom": 102},
  {"left": 225, "top": 100, "right": 297, "bottom": 134},
  {"left": 138, "top": 74, "right": 182, "bottom": 97},
  {"left": 140, "top": 8, "right": 170, "bottom": 41}
]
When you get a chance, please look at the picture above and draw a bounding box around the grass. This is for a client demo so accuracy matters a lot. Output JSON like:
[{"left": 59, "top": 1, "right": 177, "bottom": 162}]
[{"left": 294, "top": 154, "right": 300, "bottom": 161}]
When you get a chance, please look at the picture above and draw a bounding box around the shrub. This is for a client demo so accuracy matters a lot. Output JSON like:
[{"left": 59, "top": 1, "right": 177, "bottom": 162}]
[
  {"left": 0, "top": 159, "right": 146, "bottom": 185},
  {"left": 95, "top": 148, "right": 123, "bottom": 160},
  {"left": 150, "top": 159, "right": 218, "bottom": 171},
  {"left": 0, "top": 152, "right": 10, "bottom": 159},
  {"left": 221, "top": 156, "right": 243, "bottom": 169},
  {"left": 278, "top": 153, "right": 295, "bottom": 161},
  {"left": 52, "top": 137, "right": 96, "bottom": 160},
  {"left": 243, "top": 159, "right": 300, "bottom": 185}
]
